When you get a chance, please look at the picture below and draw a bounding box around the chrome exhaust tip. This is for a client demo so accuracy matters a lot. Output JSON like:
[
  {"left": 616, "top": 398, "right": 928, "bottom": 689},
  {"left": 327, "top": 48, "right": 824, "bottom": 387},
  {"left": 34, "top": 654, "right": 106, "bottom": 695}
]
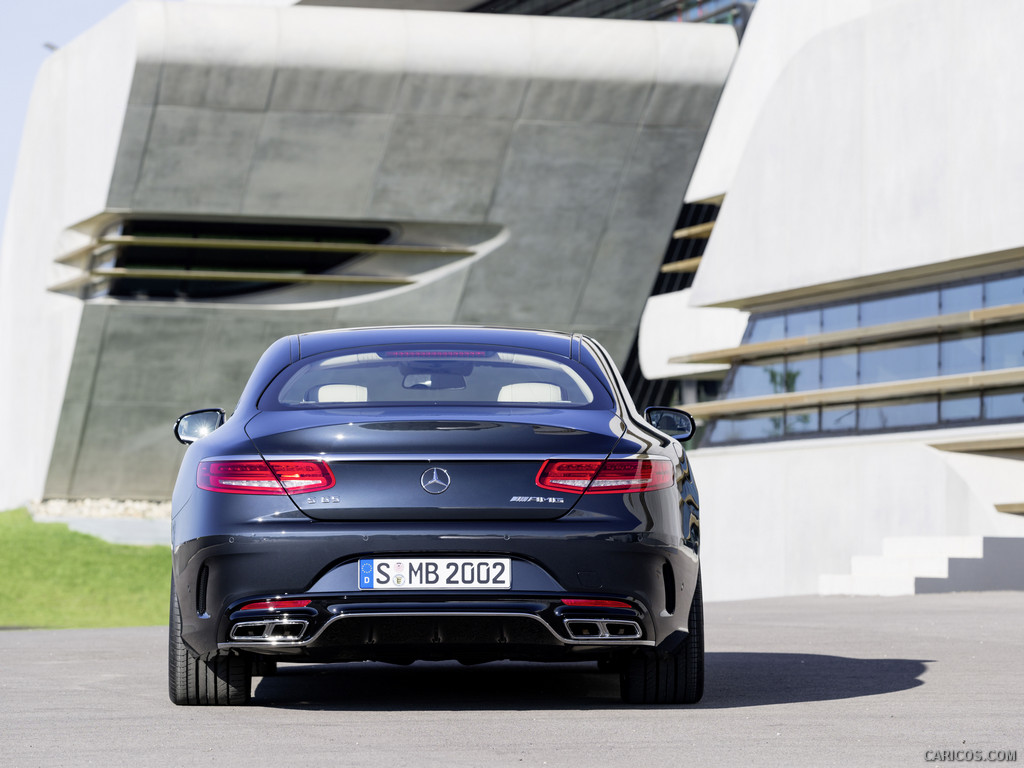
[
  {"left": 230, "top": 619, "right": 309, "bottom": 642},
  {"left": 564, "top": 619, "right": 642, "bottom": 640}
]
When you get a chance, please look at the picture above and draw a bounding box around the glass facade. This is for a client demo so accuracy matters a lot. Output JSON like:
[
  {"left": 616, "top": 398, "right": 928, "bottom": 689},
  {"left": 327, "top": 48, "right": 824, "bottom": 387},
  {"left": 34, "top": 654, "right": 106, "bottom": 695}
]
[
  {"left": 705, "top": 388, "right": 1024, "bottom": 444},
  {"left": 716, "top": 325, "right": 1024, "bottom": 402},
  {"left": 858, "top": 398, "right": 938, "bottom": 431},
  {"left": 743, "top": 269, "right": 1024, "bottom": 342},
  {"left": 702, "top": 270, "right": 1024, "bottom": 446},
  {"left": 984, "top": 388, "right": 1024, "bottom": 420}
]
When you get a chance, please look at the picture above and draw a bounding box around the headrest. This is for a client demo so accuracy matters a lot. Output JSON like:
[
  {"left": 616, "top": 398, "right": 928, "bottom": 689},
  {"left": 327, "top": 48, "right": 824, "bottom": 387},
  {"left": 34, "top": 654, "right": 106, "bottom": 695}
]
[
  {"left": 316, "top": 384, "right": 368, "bottom": 403},
  {"left": 497, "top": 382, "right": 562, "bottom": 403}
]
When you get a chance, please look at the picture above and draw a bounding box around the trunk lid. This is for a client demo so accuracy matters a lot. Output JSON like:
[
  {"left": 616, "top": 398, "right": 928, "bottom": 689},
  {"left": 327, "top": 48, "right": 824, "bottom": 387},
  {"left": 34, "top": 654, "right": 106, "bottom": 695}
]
[{"left": 244, "top": 408, "right": 624, "bottom": 521}]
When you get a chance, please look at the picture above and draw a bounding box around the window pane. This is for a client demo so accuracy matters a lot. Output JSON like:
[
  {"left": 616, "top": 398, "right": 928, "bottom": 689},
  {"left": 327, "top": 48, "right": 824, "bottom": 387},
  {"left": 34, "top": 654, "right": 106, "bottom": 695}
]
[
  {"left": 697, "top": 379, "right": 721, "bottom": 401},
  {"left": 746, "top": 315, "right": 784, "bottom": 344},
  {"left": 786, "top": 309, "right": 820, "bottom": 337},
  {"left": 728, "top": 359, "right": 785, "bottom": 398},
  {"left": 822, "top": 303, "right": 858, "bottom": 333},
  {"left": 940, "top": 393, "right": 981, "bottom": 422},
  {"left": 859, "top": 339, "right": 938, "bottom": 385},
  {"left": 859, "top": 398, "right": 938, "bottom": 430},
  {"left": 985, "top": 274, "right": 1024, "bottom": 308},
  {"left": 270, "top": 347, "right": 603, "bottom": 408},
  {"left": 983, "top": 325, "right": 1024, "bottom": 371},
  {"left": 941, "top": 283, "right": 983, "bottom": 314},
  {"left": 983, "top": 388, "right": 1024, "bottom": 419},
  {"left": 940, "top": 333, "right": 982, "bottom": 375},
  {"left": 860, "top": 290, "right": 938, "bottom": 327},
  {"left": 785, "top": 354, "right": 820, "bottom": 392},
  {"left": 821, "top": 348, "right": 858, "bottom": 389},
  {"left": 785, "top": 408, "right": 820, "bottom": 434},
  {"left": 705, "top": 413, "right": 784, "bottom": 443},
  {"left": 821, "top": 404, "right": 857, "bottom": 431}
]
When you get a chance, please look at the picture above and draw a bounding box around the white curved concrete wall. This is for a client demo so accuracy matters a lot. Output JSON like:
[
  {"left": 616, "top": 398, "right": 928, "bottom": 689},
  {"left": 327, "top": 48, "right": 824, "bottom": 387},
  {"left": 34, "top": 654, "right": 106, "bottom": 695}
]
[
  {"left": 686, "top": 0, "right": 912, "bottom": 204},
  {"left": 681, "top": 0, "right": 1024, "bottom": 600},
  {"left": 0, "top": 3, "right": 146, "bottom": 512},
  {"left": 0, "top": 1, "right": 735, "bottom": 505},
  {"left": 690, "top": 0, "right": 1024, "bottom": 308},
  {"left": 645, "top": 0, "right": 919, "bottom": 371},
  {"left": 638, "top": 289, "right": 746, "bottom": 380},
  {"left": 697, "top": 423, "right": 1024, "bottom": 601}
]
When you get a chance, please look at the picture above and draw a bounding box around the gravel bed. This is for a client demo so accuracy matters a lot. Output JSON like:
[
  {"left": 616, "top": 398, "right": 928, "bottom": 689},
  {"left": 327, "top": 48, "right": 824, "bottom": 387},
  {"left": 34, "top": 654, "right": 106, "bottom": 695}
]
[{"left": 28, "top": 498, "right": 171, "bottom": 520}]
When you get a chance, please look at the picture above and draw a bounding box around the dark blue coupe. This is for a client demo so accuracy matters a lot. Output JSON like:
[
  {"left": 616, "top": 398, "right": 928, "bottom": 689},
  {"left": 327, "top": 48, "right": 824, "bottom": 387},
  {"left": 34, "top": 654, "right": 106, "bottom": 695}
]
[{"left": 169, "top": 326, "right": 702, "bottom": 705}]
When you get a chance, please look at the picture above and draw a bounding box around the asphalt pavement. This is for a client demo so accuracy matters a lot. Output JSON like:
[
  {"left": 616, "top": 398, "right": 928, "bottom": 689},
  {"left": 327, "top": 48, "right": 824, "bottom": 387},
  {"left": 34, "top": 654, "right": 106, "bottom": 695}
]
[{"left": 2, "top": 591, "right": 1021, "bottom": 767}]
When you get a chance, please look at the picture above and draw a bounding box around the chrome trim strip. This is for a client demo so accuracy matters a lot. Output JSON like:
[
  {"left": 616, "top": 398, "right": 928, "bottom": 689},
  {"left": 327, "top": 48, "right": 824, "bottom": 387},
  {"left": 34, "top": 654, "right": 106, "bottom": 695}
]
[{"left": 202, "top": 453, "right": 617, "bottom": 464}]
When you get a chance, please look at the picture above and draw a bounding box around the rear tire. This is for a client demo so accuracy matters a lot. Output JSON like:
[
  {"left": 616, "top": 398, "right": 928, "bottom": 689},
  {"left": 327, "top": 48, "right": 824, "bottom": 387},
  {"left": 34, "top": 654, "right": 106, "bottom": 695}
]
[
  {"left": 168, "top": 578, "right": 251, "bottom": 706},
  {"left": 620, "top": 572, "right": 704, "bottom": 704}
]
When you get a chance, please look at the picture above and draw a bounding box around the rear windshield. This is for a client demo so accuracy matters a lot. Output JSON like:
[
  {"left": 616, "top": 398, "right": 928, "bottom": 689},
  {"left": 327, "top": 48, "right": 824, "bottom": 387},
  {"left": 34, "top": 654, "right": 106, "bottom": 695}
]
[{"left": 261, "top": 345, "right": 614, "bottom": 410}]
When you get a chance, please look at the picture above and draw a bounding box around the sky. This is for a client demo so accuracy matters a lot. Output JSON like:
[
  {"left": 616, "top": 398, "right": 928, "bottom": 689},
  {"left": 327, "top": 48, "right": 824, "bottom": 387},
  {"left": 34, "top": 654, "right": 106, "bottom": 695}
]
[{"left": 0, "top": 1, "right": 184, "bottom": 248}]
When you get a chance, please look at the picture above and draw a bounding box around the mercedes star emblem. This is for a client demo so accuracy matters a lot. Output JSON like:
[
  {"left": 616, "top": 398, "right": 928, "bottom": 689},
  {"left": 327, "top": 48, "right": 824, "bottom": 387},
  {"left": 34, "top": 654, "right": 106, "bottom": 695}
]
[{"left": 420, "top": 467, "right": 451, "bottom": 494}]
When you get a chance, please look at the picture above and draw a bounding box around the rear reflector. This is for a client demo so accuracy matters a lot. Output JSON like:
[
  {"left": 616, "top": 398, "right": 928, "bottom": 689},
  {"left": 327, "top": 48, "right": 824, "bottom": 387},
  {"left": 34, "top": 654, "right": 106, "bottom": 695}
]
[
  {"left": 239, "top": 599, "right": 312, "bottom": 611},
  {"left": 561, "top": 598, "right": 633, "bottom": 609},
  {"left": 197, "top": 460, "right": 335, "bottom": 495},
  {"left": 535, "top": 458, "right": 674, "bottom": 494}
]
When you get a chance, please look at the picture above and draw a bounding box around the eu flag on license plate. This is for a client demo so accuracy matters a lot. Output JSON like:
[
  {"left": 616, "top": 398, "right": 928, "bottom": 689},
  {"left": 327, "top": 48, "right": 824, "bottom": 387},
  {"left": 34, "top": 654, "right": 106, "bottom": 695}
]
[{"left": 359, "top": 559, "right": 374, "bottom": 588}]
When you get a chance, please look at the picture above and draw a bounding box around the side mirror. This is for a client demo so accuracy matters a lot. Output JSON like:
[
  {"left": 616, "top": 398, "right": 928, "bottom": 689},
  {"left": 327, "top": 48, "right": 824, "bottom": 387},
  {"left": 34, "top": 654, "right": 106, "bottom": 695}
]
[
  {"left": 644, "top": 407, "right": 696, "bottom": 441},
  {"left": 174, "top": 409, "right": 226, "bottom": 445}
]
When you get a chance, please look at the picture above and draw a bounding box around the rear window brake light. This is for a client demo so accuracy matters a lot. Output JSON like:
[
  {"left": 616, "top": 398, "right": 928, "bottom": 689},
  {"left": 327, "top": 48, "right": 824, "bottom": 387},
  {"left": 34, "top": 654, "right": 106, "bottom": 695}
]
[{"left": 378, "top": 350, "right": 493, "bottom": 358}]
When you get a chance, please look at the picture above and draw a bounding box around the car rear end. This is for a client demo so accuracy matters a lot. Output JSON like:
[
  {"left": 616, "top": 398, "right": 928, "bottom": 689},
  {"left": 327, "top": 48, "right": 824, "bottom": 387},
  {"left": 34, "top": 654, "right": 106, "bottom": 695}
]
[{"left": 170, "top": 329, "right": 700, "bottom": 702}]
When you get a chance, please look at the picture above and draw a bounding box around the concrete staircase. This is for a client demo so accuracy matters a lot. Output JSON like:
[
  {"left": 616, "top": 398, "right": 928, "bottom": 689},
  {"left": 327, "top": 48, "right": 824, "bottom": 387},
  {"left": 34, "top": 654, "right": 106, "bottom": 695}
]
[{"left": 819, "top": 536, "right": 1024, "bottom": 596}]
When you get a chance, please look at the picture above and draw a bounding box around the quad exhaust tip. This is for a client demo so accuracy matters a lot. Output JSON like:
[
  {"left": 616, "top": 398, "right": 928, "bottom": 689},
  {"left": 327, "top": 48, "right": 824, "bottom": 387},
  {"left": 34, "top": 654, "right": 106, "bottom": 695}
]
[
  {"left": 564, "top": 619, "right": 642, "bottom": 640},
  {"left": 230, "top": 619, "right": 309, "bottom": 642}
]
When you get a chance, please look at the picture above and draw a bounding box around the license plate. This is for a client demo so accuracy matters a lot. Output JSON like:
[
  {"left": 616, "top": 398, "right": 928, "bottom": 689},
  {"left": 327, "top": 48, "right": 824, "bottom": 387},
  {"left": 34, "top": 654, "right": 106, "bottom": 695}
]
[{"left": 358, "top": 557, "right": 511, "bottom": 590}]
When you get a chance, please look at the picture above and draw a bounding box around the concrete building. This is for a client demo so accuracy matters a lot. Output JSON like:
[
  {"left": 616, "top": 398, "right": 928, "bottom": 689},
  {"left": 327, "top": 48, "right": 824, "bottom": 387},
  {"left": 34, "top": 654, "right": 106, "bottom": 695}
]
[
  {"left": 0, "top": 2, "right": 734, "bottom": 506},
  {"left": 643, "top": 0, "right": 1024, "bottom": 598},
  {"left": 7, "top": 0, "right": 1021, "bottom": 602}
]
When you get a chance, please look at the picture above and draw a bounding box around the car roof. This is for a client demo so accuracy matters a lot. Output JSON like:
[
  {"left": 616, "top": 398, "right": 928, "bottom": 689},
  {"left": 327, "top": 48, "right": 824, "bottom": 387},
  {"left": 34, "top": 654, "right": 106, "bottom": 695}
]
[{"left": 294, "top": 326, "right": 577, "bottom": 360}]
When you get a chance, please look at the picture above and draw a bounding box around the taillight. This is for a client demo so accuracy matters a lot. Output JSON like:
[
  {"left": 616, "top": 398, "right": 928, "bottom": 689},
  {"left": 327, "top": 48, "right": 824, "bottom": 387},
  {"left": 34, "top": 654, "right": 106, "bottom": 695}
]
[
  {"left": 536, "top": 458, "right": 674, "bottom": 494},
  {"left": 197, "top": 460, "right": 335, "bottom": 495}
]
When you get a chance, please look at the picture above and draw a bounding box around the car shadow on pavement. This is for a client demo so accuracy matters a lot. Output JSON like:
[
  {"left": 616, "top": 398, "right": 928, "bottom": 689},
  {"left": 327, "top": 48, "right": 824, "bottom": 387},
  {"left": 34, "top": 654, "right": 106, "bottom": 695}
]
[
  {"left": 699, "top": 652, "right": 929, "bottom": 709},
  {"left": 252, "top": 652, "right": 929, "bottom": 710}
]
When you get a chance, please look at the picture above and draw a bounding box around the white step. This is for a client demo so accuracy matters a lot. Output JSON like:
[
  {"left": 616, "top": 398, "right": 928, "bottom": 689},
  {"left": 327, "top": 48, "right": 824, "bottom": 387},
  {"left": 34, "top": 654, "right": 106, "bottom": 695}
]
[
  {"left": 881, "top": 536, "right": 984, "bottom": 559},
  {"left": 819, "top": 535, "right": 986, "bottom": 596},
  {"left": 819, "top": 573, "right": 916, "bottom": 597},
  {"left": 850, "top": 554, "right": 950, "bottom": 578}
]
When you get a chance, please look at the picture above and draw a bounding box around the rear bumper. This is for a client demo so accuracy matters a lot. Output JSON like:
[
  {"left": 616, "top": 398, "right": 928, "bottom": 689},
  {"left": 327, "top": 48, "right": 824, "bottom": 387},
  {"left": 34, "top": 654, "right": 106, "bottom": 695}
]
[
  {"left": 218, "top": 596, "right": 653, "bottom": 663},
  {"left": 173, "top": 522, "right": 699, "bottom": 661}
]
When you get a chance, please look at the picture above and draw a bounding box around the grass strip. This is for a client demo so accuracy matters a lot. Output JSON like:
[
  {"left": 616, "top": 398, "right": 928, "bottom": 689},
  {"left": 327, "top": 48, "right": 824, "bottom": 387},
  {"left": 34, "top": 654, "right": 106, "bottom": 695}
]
[{"left": 0, "top": 508, "right": 170, "bottom": 629}]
